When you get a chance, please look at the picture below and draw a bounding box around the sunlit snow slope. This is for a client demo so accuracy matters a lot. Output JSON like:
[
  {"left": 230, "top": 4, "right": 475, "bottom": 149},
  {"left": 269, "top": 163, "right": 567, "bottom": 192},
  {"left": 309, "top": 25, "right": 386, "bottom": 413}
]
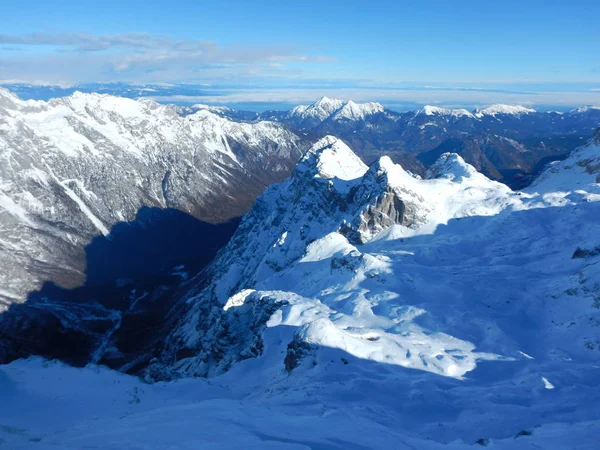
[
  {"left": 1, "top": 134, "right": 599, "bottom": 449},
  {"left": 155, "top": 135, "right": 598, "bottom": 380}
]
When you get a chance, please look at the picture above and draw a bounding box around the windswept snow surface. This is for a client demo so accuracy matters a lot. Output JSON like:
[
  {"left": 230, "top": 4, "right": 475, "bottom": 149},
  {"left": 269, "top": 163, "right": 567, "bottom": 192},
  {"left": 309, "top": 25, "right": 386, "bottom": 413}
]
[{"left": 1, "top": 136, "right": 600, "bottom": 448}]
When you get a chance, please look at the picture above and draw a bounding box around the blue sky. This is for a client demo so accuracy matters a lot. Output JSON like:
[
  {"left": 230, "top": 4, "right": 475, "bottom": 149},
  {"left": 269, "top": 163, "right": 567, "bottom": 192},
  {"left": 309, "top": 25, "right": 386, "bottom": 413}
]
[{"left": 1, "top": 0, "right": 599, "bottom": 108}]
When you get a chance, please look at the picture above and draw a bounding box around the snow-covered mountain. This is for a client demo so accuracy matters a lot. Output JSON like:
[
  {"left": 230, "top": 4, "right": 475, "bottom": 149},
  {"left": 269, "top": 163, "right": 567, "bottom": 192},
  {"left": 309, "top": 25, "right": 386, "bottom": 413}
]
[
  {"left": 0, "top": 88, "right": 309, "bottom": 307},
  {"left": 417, "top": 103, "right": 537, "bottom": 118},
  {"left": 148, "top": 134, "right": 597, "bottom": 378},
  {"left": 290, "top": 96, "right": 346, "bottom": 120},
  {"left": 2, "top": 133, "right": 599, "bottom": 448},
  {"left": 148, "top": 137, "right": 518, "bottom": 378},
  {"left": 261, "top": 96, "right": 390, "bottom": 129},
  {"left": 473, "top": 104, "right": 537, "bottom": 117},
  {"left": 528, "top": 128, "right": 600, "bottom": 195},
  {"left": 174, "top": 103, "right": 259, "bottom": 121},
  {"left": 261, "top": 97, "right": 600, "bottom": 188},
  {"left": 417, "top": 105, "right": 475, "bottom": 118},
  {"left": 1, "top": 89, "right": 599, "bottom": 448}
]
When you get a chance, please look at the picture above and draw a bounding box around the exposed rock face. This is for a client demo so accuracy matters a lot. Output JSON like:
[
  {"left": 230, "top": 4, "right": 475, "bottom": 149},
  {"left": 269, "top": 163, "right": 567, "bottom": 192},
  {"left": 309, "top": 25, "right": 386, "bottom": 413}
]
[
  {"left": 355, "top": 189, "right": 406, "bottom": 240},
  {"left": 149, "top": 290, "right": 284, "bottom": 380},
  {"left": 341, "top": 156, "right": 429, "bottom": 244},
  {"left": 284, "top": 337, "right": 316, "bottom": 372},
  {"left": 342, "top": 188, "right": 409, "bottom": 244}
]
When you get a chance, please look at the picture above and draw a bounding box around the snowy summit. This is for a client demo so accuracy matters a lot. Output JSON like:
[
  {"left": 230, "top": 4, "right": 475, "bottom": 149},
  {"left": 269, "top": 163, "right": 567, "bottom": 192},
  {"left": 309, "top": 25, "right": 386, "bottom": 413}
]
[
  {"left": 288, "top": 96, "right": 387, "bottom": 124},
  {"left": 474, "top": 104, "right": 537, "bottom": 117}
]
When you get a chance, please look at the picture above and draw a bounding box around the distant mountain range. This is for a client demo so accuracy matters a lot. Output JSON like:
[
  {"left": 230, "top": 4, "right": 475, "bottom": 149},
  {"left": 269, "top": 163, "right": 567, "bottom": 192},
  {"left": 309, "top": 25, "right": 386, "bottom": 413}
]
[
  {"left": 259, "top": 97, "right": 600, "bottom": 188},
  {"left": 4, "top": 84, "right": 599, "bottom": 188}
]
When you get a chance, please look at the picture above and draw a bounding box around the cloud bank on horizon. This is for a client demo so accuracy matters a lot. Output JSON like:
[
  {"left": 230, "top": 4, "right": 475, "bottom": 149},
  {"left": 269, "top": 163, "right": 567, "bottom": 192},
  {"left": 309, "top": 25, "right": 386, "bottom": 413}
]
[
  {"left": 144, "top": 86, "right": 600, "bottom": 110},
  {"left": 1, "top": 0, "right": 599, "bottom": 108}
]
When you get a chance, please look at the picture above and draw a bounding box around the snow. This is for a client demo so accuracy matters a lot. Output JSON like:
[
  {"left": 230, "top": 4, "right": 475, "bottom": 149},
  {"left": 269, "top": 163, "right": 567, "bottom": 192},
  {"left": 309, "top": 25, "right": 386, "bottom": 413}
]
[
  {"left": 224, "top": 289, "right": 256, "bottom": 311},
  {"left": 314, "top": 95, "right": 344, "bottom": 108},
  {"left": 573, "top": 105, "right": 600, "bottom": 113},
  {"left": 175, "top": 134, "right": 600, "bottom": 387},
  {"left": 190, "top": 103, "right": 233, "bottom": 114},
  {"left": 419, "top": 105, "right": 474, "bottom": 118},
  {"left": 518, "top": 351, "right": 535, "bottom": 360},
  {"left": 426, "top": 152, "right": 479, "bottom": 181},
  {"left": 301, "top": 135, "right": 368, "bottom": 181},
  {"left": 289, "top": 96, "right": 346, "bottom": 122},
  {"left": 526, "top": 137, "right": 600, "bottom": 200},
  {"left": 474, "top": 104, "right": 537, "bottom": 117},
  {"left": 331, "top": 100, "right": 385, "bottom": 121},
  {"left": 289, "top": 97, "right": 386, "bottom": 123},
  {"left": 54, "top": 178, "right": 109, "bottom": 236},
  {"left": 372, "top": 151, "right": 516, "bottom": 235},
  {"left": 1, "top": 301, "right": 598, "bottom": 449},
  {"left": 1, "top": 88, "right": 297, "bottom": 162},
  {"left": 2, "top": 95, "right": 600, "bottom": 448},
  {"left": 0, "top": 193, "right": 33, "bottom": 226}
]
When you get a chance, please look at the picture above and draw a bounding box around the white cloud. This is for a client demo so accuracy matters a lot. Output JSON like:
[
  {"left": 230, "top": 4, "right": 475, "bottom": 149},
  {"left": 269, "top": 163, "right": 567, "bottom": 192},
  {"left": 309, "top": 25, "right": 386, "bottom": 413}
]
[
  {"left": 147, "top": 88, "right": 600, "bottom": 109},
  {"left": 0, "top": 32, "right": 336, "bottom": 83}
]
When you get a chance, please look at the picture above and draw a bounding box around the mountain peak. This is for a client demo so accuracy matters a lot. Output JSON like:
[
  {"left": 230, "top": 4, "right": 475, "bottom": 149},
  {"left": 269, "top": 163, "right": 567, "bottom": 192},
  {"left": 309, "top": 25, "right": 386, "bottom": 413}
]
[
  {"left": 420, "top": 105, "right": 445, "bottom": 115},
  {"left": 190, "top": 104, "right": 232, "bottom": 113},
  {"left": 418, "top": 105, "right": 474, "bottom": 118},
  {"left": 287, "top": 97, "right": 386, "bottom": 123},
  {"left": 426, "top": 152, "right": 478, "bottom": 181},
  {"left": 475, "top": 104, "right": 536, "bottom": 117},
  {"left": 332, "top": 100, "right": 385, "bottom": 121},
  {"left": 314, "top": 96, "right": 343, "bottom": 107},
  {"left": 287, "top": 97, "right": 345, "bottom": 122},
  {"left": 296, "top": 136, "right": 368, "bottom": 182},
  {"left": 0, "top": 87, "right": 24, "bottom": 108}
]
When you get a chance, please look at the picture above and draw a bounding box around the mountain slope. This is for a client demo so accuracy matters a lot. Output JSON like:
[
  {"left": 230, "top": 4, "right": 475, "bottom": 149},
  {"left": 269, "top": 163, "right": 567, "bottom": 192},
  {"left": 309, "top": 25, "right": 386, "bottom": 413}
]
[
  {"left": 4, "top": 134, "right": 597, "bottom": 380},
  {"left": 145, "top": 135, "right": 598, "bottom": 381},
  {"left": 260, "top": 97, "right": 600, "bottom": 187},
  {"left": 527, "top": 128, "right": 600, "bottom": 195},
  {"left": 0, "top": 88, "right": 310, "bottom": 307},
  {"left": 1, "top": 135, "right": 599, "bottom": 448},
  {"left": 2, "top": 355, "right": 600, "bottom": 449}
]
